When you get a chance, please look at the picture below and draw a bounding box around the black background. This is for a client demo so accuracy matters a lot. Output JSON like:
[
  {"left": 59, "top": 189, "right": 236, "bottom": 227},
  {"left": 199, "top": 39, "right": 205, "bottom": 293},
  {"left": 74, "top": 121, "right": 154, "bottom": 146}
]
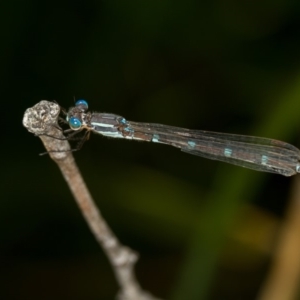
[{"left": 2, "top": 1, "right": 300, "bottom": 299}]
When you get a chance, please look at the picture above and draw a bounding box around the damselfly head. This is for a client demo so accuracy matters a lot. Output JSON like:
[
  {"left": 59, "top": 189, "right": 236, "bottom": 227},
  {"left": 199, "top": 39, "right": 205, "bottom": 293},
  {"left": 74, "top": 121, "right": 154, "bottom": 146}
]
[{"left": 66, "top": 99, "right": 89, "bottom": 130}]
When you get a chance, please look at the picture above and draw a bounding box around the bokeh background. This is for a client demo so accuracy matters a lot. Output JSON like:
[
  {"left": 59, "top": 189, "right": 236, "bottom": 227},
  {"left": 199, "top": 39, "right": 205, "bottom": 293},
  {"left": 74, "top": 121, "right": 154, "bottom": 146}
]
[{"left": 2, "top": 1, "right": 300, "bottom": 299}]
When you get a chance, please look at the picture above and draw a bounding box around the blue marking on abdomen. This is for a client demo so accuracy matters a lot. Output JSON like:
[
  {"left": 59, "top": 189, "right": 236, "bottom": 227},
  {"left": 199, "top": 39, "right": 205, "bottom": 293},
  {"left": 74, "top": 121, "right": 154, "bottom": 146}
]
[
  {"left": 224, "top": 148, "right": 232, "bottom": 157},
  {"left": 188, "top": 141, "right": 196, "bottom": 148},
  {"left": 152, "top": 134, "right": 159, "bottom": 143},
  {"left": 124, "top": 126, "right": 134, "bottom": 132},
  {"left": 120, "top": 118, "right": 127, "bottom": 124},
  {"left": 261, "top": 155, "right": 268, "bottom": 165}
]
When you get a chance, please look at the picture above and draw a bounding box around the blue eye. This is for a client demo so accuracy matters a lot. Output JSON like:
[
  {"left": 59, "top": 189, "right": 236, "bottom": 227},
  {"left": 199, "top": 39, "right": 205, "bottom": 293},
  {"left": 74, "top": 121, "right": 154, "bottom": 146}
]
[
  {"left": 69, "top": 117, "right": 82, "bottom": 130},
  {"left": 75, "top": 99, "right": 88, "bottom": 110}
]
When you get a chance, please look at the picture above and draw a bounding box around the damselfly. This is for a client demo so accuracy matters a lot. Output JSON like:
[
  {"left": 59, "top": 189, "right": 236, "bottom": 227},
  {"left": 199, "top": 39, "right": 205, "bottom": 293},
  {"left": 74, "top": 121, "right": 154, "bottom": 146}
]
[{"left": 64, "top": 99, "right": 300, "bottom": 177}]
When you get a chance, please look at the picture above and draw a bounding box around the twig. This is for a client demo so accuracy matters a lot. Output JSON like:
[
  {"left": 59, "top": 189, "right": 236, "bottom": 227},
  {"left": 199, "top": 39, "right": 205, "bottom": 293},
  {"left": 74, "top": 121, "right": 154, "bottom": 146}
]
[
  {"left": 23, "top": 100, "right": 162, "bottom": 300},
  {"left": 257, "top": 175, "right": 300, "bottom": 300}
]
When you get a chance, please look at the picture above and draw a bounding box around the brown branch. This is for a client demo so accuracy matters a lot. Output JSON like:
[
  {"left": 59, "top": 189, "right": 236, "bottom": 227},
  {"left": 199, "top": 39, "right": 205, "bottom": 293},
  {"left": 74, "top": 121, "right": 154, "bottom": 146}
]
[
  {"left": 23, "top": 100, "right": 162, "bottom": 300},
  {"left": 257, "top": 175, "right": 300, "bottom": 300}
]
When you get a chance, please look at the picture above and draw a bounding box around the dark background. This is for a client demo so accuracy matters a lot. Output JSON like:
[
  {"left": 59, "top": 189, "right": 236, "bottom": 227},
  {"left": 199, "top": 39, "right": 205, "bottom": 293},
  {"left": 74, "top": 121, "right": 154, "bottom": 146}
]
[{"left": 2, "top": 1, "right": 300, "bottom": 299}]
